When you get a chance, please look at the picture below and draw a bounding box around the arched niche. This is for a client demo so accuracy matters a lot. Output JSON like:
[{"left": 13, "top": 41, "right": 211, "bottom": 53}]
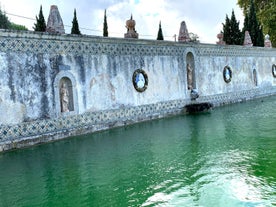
[
  {"left": 185, "top": 50, "right": 196, "bottom": 90},
  {"left": 54, "top": 71, "right": 78, "bottom": 117},
  {"left": 253, "top": 68, "right": 258, "bottom": 86}
]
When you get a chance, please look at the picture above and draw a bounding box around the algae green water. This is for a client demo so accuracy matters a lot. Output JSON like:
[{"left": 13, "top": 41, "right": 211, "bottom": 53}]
[{"left": 0, "top": 96, "right": 276, "bottom": 207}]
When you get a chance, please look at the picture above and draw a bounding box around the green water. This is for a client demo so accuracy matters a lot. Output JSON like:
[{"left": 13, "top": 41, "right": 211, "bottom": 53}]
[{"left": 0, "top": 97, "right": 276, "bottom": 207}]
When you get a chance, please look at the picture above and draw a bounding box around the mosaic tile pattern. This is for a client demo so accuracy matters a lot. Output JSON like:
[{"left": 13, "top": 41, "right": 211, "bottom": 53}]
[
  {"left": 0, "top": 30, "right": 275, "bottom": 58},
  {"left": 1, "top": 87, "right": 275, "bottom": 148},
  {"left": 0, "top": 99, "right": 186, "bottom": 141}
]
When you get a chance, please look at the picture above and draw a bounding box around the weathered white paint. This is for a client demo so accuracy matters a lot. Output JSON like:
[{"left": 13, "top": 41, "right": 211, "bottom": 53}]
[{"left": 0, "top": 30, "right": 275, "bottom": 125}]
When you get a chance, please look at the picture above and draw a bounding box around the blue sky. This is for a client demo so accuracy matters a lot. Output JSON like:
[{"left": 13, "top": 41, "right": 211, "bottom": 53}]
[{"left": 0, "top": 0, "right": 243, "bottom": 43}]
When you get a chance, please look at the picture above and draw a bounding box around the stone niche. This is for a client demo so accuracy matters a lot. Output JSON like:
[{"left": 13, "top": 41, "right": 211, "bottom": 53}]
[
  {"left": 54, "top": 71, "right": 78, "bottom": 117},
  {"left": 59, "top": 77, "right": 74, "bottom": 112}
]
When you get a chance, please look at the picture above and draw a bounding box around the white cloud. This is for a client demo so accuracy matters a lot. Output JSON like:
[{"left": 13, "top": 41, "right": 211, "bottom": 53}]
[{"left": 0, "top": 0, "right": 244, "bottom": 43}]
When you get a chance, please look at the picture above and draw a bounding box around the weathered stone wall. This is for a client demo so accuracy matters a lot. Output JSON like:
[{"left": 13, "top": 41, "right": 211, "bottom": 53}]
[{"left": 0, "top": 30, "right": 275, "bottom": 151}]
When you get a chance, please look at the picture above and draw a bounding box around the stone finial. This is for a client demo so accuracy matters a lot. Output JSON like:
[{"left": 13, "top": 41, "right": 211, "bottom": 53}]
[
  {"left": 264, "top": 34, "right": 272, "bottom": 48},
  {"left": 178, "top": 21, "right": 190, "bottom": 42},
  {"left": 243, "top": 31, "right": 253, "bottom": 47},
  {"left": 124, "top": 14, "right": 139, "bottom": 39},
  {"left": 216, "top": 33, "right": 225, "bottom": 45},
  {"left": 46, "top": 5, "right": 65, "bottom": 34}
]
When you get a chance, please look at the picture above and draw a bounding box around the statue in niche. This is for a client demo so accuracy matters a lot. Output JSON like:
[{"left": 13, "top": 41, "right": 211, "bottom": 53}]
[
  {"left": 60, "top": 82, "right": 70, "bottom": 112},
  {"left": 187, "top": 63, "right": 193, "bottom": 90}
]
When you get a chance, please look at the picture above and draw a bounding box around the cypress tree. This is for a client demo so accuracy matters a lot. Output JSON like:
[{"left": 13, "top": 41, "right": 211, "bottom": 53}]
[
  {"left": 242, "top": 13, "right": 249, "bottom": 39},
  {"left": 246, "top": 0, "right": 264, "bottom": 46},
  {"left": 33, "top": 5, "right": 46, "bottom": 32},
  {"left": 230, "top": 10, "right": 242, "bottom": 45},
  {"left": 103, "top": 9, "right": 108, "bottom": 37},
  {"left": 223, "top": 10, "right": 242, "bottom": 45},
  {"left": 0, "top": 8, "right": 10, "bottom": 29},
  {"left": 71, "top": 9, "right": 81, "bottom": 35},
  {"left": 157, "top": 21, "right": 164, "bottom": 40},
  {"left": 223, "top": 15, "right": 231, "bottom": 44},
  {"left": 257, "top": 25, "right": 264, "bottom": 46}
]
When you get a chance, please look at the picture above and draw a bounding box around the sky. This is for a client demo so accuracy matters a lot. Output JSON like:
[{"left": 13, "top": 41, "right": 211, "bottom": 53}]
[{"left": 0, "top": 0, "right": 244, "bottom": 44}]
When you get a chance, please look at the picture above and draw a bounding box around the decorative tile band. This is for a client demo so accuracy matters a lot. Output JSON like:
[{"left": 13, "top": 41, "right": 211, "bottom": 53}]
[
  {"left": 0, "top": 30, "right": 275, "bottom": 57},
  {"left": 0, "top": 86, "right": 275, "bottom": 152}
]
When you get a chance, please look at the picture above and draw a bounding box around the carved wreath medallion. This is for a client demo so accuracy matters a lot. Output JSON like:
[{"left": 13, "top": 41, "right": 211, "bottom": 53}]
[
  {"left": 272, "top": 64, "right": 276, "bottom": 78},
  {"left": 223, "top": 66, "right": 232, "bottom": 83},
  {"left": 132, "top": 69, "right": 148, "bottom": 92}
]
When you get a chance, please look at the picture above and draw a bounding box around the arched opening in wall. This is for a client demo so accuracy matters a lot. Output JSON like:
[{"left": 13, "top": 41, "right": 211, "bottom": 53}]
[
  {"left": 253, "top": 69, "right": 258, "bottom": 86},
  {"left": 59, "top": 77, "right": 74, "bottom": 112},
  {"left": 186, "top": 52, "right": 196, "bottom": 90}
]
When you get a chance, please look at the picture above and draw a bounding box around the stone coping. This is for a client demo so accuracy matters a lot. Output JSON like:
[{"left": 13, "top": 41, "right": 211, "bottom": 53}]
[{"left": 0, "top": 29, "right": 275, "bottom": 57}]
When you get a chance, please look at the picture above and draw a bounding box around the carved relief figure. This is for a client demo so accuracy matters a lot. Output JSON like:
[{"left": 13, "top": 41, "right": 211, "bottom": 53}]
[
  {"left": 187, "top": 63, "right": 193, "bottom": 90},
  {"left": 132, "top": 69, "right": 148, "bottom": 92},
  {"left": 60, "top": 82, "right": 70, "bottom": 112},
  {"left": 136, "top": 73, "right": 145, "bottom": 89}
]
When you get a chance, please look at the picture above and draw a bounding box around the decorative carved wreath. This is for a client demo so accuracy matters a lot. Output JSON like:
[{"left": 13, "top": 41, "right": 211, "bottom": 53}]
[
  {"left": 272, "top": 64, "right": 276, "bottom": 78},
  {"left": 223, "top": 66, "right": 232, "bottom": 83},
  {"left": 132, "top": 69, "right": 148, "bottom": 92}
]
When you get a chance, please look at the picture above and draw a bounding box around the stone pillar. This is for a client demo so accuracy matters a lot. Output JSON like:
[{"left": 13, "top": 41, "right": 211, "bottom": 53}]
[
  {"left": 264, "top": 34, "right": 272, "bottom": 48},
  {"left": 178, "top": 21, "right": 190, "bottom": 42},
  {"left": 243, "top": 31, "right": 253, "bottom": 47},
  {"left": 46, "top": 5, "right": 65, "bottom": 34},
  {"left": 124, "top": 15, "right": 139, "bottom": 39}
]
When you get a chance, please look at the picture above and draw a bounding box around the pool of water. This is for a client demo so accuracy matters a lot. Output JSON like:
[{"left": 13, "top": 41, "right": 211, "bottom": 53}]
[{"left": 0, "top": 96, "right": 276, "bottom": 207}]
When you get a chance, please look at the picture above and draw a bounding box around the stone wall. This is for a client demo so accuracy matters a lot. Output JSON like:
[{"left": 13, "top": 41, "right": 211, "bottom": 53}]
[{"left": 0, "top": 30, "right": 275, "bottom": 151}]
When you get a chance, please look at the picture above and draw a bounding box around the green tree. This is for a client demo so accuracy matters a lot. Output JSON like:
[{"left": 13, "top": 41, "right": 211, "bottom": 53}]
[
  {"left": 189, "top": 33, "right": 200, "bottom": 43},
  {"left": 0, "top": 8, "right": 11, "bottom": 29},
  {"left": 0, "top": 7, "right": 27, "bottom": 31},
  {"left": 230, "top": 10, "right": 242, "bottom": 45},
  {"left": 33, "top": 5, "right": 46, "bottom": 32},
  {"left": 103, "top": 9, "right": 108, "bottom": 37},
  {"left": 157, "top": 21, "right": 164, "bottom": 40},
  {"left": 71, "top": 9, "right": 81, "bottom": 35},
  {"left": 10, "top": 23, "right": 28, "bottom": 31},
  {"left": 245, "top": 0, "right": 264, "bottom": 46},
  {"left": 223, "top": 15, "right": 231, "bottom": 44},
  {"left": 238, "top": 0, "right": 273, "bottom": 46},
  {"left": 223, "top": 10, "right": 242, "bottom": 45}
]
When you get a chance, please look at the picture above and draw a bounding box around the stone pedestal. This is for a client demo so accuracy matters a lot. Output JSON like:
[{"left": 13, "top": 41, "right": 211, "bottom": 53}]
[
  {"left": 46, "top": 5, "right": 65, "bottom": 34},
  {"left": 124, "top": 15, "right": 138, "bottom": 39},
  {"left": 216, "top": 33, "right": 225, "bottom": 45},
  {"left": 264, "top": 34, "right": 272, "bottom": 48},
  {"left": 178, "top": 21, "right": 190, "bottom": 42}
]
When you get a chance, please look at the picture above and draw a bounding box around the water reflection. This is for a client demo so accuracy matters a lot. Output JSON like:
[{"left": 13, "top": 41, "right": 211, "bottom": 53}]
[{"left": 0, "top": 97, "right": 275, "bottom": 207}]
